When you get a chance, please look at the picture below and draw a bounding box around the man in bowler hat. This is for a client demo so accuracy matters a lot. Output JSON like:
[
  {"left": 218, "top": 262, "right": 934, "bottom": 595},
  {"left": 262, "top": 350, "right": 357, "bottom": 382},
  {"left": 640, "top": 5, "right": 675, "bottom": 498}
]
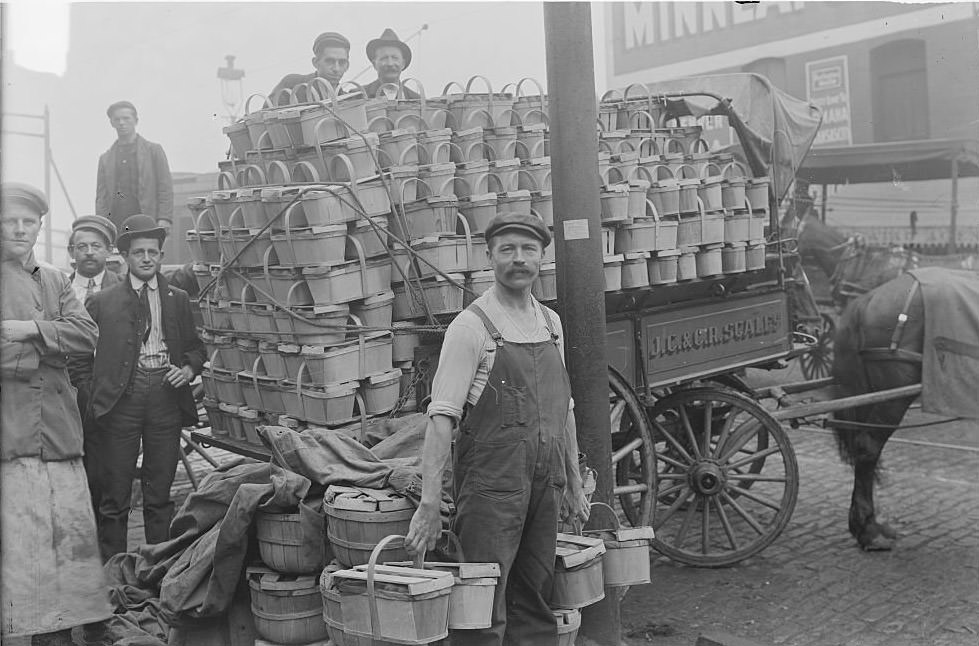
[
  {"left": 365, "top": 28, "right": 421, "bottom": 99},
  {"left": 271, "top": 31, "right": 351, "bottom": 98},
  {"left": 79, "top": 214, "right": 205, "bottom": 559}
]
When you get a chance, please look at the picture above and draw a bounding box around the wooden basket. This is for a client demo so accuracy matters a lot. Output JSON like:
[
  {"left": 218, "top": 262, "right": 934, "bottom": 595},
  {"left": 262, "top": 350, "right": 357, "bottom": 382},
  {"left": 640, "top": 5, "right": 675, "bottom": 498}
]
[
  {"left": 386, "top": 530, "right": 500, "bottom": 630},
  {"left": 554, "top": 608, "right": 581, "bottom": 646},
  {"left": 246, "top": 565, "right": 329, "bottom": 645},
  {"left": 581, "top": 502, "right": 655, "bottom": 587},
  {"left": 255, "top": 503, "right": 330, "bottom": 574},
  {"left": 323, "top": 486, "right": 414, "bottom": 567},
  {"left": 551, "top": 533, "right": 606, "bottom": 609},
  {"left": 333, "top": 534, "right": 453, "bottom": 645}
]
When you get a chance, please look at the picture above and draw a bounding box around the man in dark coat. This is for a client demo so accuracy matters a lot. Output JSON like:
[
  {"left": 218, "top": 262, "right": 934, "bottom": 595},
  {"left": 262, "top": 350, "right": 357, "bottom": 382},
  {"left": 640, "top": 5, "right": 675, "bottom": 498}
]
[
  {"left": 364, "top": 28, "right": 421, "bottom": 99},
  {"left": 80, "top": 214, "right": 205, "bottom": 559},
  {"left": 270, "top": 31, "right": 351, "bottom": 100},
  {"left": 95, "top": 101, "right": 174, "bottom": 236},
  {"left": 66, "top": 214, "right": 122, "bottom": 524}
]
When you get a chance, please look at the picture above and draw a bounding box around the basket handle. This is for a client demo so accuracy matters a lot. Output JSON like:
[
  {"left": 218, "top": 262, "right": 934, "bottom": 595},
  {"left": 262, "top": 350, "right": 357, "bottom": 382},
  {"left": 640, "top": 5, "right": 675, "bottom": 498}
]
[
  {"left": 238, "top": 164, "right": 267, "bottom": 188},
  {"left": 676, "top": 164, "right": 698, "bottom": 180},
  {"left": 622, "top": 82, "right": 649, "bottom": 101},
  {"left": 244, "top": 93, "right": 271, "bottom": 115},
  {"left": 314, "top": 115, "right": 350, "bottom": 146},
  {"left": 514, "top": 76, "right": 545, "bottom": 101},
  {"left": 644, "top": 198, "right": 661, "bottom": 223},
  {"left": 702, "top": 162, "right": 722, "bottom": 179},
  {"left": 400, "top": 77, "right": 427, "bottom": 101},
  {"left": 255, "top": 129, "right": 272, "bottom": 151},
  {"left": 217, "top": 171, "right": 238, "bottom": 190},
  {"left": 663, "top": 138, "right": 685, "bottom": 156},
  {"left": 196, "top": 206, "right": 218, "bottom": 234},
  {"left": 286, "top": 280, "right": 311, "bottom": 307},
  {"left": 599, "top": 88, "right": 624, "bottom": 103},
  {"left": 440, "top": 529, "right": 467, "bottom": 562},
  {"left": 638, "top": 137, "right": 659, "bottom": 158},
  {"left": 271, "top": 87, "right": 293, "bottom": 107},
  {"left": 308, "top": 77, "right": 339, "bottom": 104},
  {"left": 368, "top": 114, "right": 396, "bottom": 133},
  {"left": 395, "top": 112, "right": 430, "bottom": 132},
  {"left": 463, "top": 74, "right": 494, "bottom": 98},
  {"left": 628, "top": 110, "right": 658, "bottom": 131},
  {"left": 517, "top": 168, "right": 540, "bottom": 192},
  {"left": 338, "top": 80, "right": 369, "bottom": 97},
  {"left": 345, "top": 234, "right": 370, "bottom": 298},
  {"left": 327, "top": 152, "right": 359, "bottom": 185},
  {"left": 291, "top": 160, "right": 321, "bottom": 184},
  {"left": 588, "top": 501, "right": 622, "bottom": 531},
  {"left": 267, "top": 160, "right": 292, "bottom": 185},
  {"left": 367, "top": 535, "right": 423, "bottom": 641},
  {"left": 454, "top": 212, "right": 476, "bottom": 271},
  {"left": 370, "top": 81, "right": 403, "bottom": 99},
  {"left": 690, "top": 138, "right": 710, "bottom": 155}
]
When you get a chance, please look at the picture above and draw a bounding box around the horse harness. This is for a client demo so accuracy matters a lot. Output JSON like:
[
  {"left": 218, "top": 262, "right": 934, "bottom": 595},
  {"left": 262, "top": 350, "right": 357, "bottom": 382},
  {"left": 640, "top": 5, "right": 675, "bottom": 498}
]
[{"left": 858, "top": 275, "right": 923, "bottom": 366}]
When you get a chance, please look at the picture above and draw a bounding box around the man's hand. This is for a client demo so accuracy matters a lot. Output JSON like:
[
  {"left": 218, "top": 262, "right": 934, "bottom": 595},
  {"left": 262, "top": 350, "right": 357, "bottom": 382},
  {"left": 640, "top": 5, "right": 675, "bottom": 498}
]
[
  {"left": 156, "top": 219, "right": 172, "bottom": 237},
  {"left": 165, "top": 364, "right": 194, "bottom": 388},
  {"left": 405, "top": 501, "right": 441, "bottom": 558},
  {"left": 561, "top": 485, "right": 591, "bottom": 526},
  {"left": 0, "top": 321, "right": 39, "bottom": 343}
]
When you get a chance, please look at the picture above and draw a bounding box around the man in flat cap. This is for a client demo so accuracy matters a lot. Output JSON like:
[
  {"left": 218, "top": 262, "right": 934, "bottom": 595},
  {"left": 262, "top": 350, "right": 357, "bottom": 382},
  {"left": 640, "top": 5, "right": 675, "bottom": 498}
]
[
  {"left": 270, "top": 31, "right": 351, "bottom": 99},
  {"left": 365, "top": 28, "right": 421, "bottom": 99},
  {"left": 80, "top": 214, "right": 205, "bottom": 560},
  {"left": 0, "top": 183, "right": 111, "bottom": 646},
  {"left": 406, "top": 212, "right": 589, "bottom": 646},
  {"left": 96, "top": 100, "right": 174, "bottom": 237},
  {"left": 65, "top": 215, "right": 121, "bottom": 525}
]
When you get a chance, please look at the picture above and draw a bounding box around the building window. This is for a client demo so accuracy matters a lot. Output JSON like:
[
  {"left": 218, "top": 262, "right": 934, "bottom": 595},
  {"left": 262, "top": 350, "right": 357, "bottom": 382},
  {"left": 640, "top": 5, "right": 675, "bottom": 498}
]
[
  {"left": 871, "top": 39, "right": 929, "bottom": 142},
  {"left": 743, "top": 57, "right": 787, "bottom": 91}
]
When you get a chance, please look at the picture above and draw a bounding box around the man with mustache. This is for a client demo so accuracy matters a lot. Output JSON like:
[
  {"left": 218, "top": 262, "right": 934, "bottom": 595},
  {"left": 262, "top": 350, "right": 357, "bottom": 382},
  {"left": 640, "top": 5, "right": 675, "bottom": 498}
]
[
  {"left": 271, "top": 31, "right": 351, "bottom": 100},
  {"left": 364, "top": 28, "right": 421, "bottom": 99},
  {"left": 65, "top": 214, "right": 121, "bottom": 525},
  {"left": 405, "top": 212, "right": 589, "bottom": 646},
  {"left": 0, "top": 183, "right": 110, "bottom": 646},
  {"left": 79, "top": 214, "right": 205, "bottom": 560}
]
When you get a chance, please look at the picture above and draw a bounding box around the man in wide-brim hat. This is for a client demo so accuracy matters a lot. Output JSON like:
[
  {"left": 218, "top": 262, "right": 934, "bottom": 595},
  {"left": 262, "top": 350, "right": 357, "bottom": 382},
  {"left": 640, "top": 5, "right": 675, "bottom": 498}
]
[
  {"left": 364, "top": 27, "right": 421, "bottom": 99},
  {"left": 1, "top": 183, "right": 111, "bottom": 646}
]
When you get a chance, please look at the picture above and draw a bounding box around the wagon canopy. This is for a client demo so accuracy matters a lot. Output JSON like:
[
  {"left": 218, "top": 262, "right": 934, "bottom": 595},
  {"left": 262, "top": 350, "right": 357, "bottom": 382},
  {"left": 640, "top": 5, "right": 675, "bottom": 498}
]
[
  {"left": 615, "top": 73, "right": 823, "bottom": 205},
  {"left": 797, "top": 138, "right": 979, "bottom": 185}
]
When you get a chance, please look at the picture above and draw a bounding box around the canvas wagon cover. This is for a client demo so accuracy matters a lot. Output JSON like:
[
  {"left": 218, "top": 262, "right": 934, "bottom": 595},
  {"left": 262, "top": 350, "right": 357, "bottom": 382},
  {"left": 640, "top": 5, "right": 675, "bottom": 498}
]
[{"left": 614, "top": 72, "right": 823, "bottom": 205}]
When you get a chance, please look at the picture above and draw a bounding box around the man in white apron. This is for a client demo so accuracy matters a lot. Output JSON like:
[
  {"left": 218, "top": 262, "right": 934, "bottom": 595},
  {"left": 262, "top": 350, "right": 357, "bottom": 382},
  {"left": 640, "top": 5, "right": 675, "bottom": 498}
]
[{"left": 1, "top": 184, "right": 111, "bottom": 645}]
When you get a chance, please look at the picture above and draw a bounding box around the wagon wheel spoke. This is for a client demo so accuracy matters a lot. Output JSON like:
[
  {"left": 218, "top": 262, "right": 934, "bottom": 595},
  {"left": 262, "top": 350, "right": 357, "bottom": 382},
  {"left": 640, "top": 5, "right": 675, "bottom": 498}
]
[
  {"left": 647, "top": 387, "right": 798, "bottom": 567},
  {"left": 714, "top": 496, "right": 740, "bottom": 551},
  {"left": 609, "top": 368, "right": 655, "bottom": 528},
  {"left": 720, "top": 491, "right": 766, "bottom": 535}
]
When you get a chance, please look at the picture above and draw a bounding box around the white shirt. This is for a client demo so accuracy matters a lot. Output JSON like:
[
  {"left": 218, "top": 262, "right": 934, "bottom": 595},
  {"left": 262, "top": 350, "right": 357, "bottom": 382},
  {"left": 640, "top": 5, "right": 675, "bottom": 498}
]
[
  {"left": 129, "top": 273, "right": 170, "bottom": 369},
  {"left": 71, "top": 270, "right": 107, "bottom": 303},
  {"left": 427, "top": 286, "right": 573, "bottom": 422}
]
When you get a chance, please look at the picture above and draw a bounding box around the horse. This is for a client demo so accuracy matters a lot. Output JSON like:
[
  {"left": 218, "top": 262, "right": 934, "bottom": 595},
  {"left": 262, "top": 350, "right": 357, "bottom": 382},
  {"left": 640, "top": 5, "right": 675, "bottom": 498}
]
[{"left": 829, "top": 272, "right": 924, "bottom": 550}]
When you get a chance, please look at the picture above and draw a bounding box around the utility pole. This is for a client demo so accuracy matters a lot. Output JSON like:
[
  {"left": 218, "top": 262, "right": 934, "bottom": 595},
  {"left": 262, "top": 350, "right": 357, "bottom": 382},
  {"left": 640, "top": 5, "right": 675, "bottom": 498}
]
[
  {"left": 544, "top": 3, "right": 621, "bottom": 645},
  {"left": 43, "top": 105, "right": 52, "bottom": 259}
]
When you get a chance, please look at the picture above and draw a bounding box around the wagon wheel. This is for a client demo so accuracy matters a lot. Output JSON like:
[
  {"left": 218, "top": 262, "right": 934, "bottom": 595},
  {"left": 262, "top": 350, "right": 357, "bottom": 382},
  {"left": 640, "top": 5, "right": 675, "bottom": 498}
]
[
  {"left": 799, "top": 312, "right": 836, "bottom": 380},
  {"left": 647, "top": 387, "right": 798, "bottom": 567},
  {"left": 609, "top": 367, "right": 656, "bottom": 528}
]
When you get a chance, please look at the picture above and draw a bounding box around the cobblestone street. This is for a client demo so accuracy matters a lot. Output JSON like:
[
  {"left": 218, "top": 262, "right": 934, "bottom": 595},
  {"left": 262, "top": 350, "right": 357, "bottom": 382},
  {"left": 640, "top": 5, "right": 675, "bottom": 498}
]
[{"left": 620, "top": 405, "right": 979, "bottom": 646}]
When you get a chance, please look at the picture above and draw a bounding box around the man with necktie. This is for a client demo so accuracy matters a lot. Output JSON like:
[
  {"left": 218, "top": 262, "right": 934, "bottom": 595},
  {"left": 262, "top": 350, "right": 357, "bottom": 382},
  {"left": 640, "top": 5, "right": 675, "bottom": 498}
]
[
  {"left": 66, "top": 214, "right": 121, "bottom": 527},
  {"left": 80, "top": 214, "right": 205, "bottom": 559}
]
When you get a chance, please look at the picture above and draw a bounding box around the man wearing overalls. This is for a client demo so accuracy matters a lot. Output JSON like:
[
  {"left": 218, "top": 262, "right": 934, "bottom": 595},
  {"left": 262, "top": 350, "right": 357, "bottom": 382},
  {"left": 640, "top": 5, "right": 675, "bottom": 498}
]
[{"left": 406, "top": 212, "right": 590, "bottom": 645}]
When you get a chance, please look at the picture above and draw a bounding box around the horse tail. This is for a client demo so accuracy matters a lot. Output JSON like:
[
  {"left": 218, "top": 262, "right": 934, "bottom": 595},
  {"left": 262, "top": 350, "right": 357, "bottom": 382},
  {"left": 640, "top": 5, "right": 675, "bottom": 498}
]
[{"left": 830, "top": 297, "right": 870, "bottom": 468}]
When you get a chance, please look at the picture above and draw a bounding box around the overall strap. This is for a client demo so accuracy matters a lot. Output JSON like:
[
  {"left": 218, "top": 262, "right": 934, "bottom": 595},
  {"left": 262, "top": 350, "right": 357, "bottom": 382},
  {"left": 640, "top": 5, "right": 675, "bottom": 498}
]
[
  {"left": 538, "top": 301, "right": 560, "bottom": 344},
  {"left": 468, "top": 304, "right": 504, "bottom": 347}
]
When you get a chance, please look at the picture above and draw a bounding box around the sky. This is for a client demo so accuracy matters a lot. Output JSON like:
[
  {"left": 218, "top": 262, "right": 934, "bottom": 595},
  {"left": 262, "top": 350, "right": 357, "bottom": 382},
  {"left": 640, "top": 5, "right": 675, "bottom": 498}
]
[{"left": 2, "top": 0, "right": 610, "bottom": 258}]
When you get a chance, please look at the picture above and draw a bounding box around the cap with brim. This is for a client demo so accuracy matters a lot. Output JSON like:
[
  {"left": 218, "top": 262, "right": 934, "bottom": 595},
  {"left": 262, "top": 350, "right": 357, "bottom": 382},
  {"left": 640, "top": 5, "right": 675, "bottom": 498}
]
[
  {"left": 72, "top": 214, "right": 118, "bottom": 246},
  {"left": 116, "top": 214, "right": 166, "bottom": 252},
  {"left": 485, "top": 212, "right": 551, "bottom": 247},
  {"left": 313, "top": 31, "right": 350, "bottom": 54},
  {"left": 2, "top": 183, "right": 49, "bottom": 217},
  {"left": 366, "top": 28, "right": 412, "bottom": 70}
]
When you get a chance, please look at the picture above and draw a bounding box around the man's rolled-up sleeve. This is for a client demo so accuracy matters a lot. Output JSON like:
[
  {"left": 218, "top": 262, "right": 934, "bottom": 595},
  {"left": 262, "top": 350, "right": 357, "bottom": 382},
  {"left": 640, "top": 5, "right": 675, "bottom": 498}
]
[
  {"left": 34, "top": 274, "right": 98, "bottom": 364},
  {"left": 426, "top": 317, "right": 484, "bottom": 422}
]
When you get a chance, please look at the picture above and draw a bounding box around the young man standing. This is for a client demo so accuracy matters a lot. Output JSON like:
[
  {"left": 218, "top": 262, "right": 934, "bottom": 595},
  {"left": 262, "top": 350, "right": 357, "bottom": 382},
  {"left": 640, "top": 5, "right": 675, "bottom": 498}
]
[
  {"left": 406, "top": 212, "right": 589, "bottom": 646},
  {"left": 82, "top": 214, "right": 205, "bottom": 559},
  {"left": 95, "top": 101, "right": 173, "bottom": 236},
  {"left": 271, "top": 31, "right": 351, "bottom": 98},
  {"left": 0, "top": 183, "right": 110, "bottom": 646}
]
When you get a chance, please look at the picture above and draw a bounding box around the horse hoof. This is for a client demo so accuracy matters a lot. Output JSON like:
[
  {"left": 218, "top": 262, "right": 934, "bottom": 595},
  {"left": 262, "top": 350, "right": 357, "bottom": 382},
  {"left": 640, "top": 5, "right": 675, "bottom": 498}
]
[
  {"left": 860, "top": 535, "right": 895, "bottom": 551},
  {"left": 879, "top": 523, "right": 898, "bottom": 539}
]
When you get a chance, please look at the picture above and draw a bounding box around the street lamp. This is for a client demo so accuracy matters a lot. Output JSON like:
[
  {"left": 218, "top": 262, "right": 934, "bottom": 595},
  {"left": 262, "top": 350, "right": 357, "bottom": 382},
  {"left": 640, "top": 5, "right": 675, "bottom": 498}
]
[{"left": 217, "top": 54, "right": 245, "bottom": 125}]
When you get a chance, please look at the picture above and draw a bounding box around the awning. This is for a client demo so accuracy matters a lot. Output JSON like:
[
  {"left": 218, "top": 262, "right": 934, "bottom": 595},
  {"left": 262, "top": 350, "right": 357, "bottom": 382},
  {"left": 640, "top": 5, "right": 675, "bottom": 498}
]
[{"left": 798, "top": 138, "right": 979, "bottom": 185}]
